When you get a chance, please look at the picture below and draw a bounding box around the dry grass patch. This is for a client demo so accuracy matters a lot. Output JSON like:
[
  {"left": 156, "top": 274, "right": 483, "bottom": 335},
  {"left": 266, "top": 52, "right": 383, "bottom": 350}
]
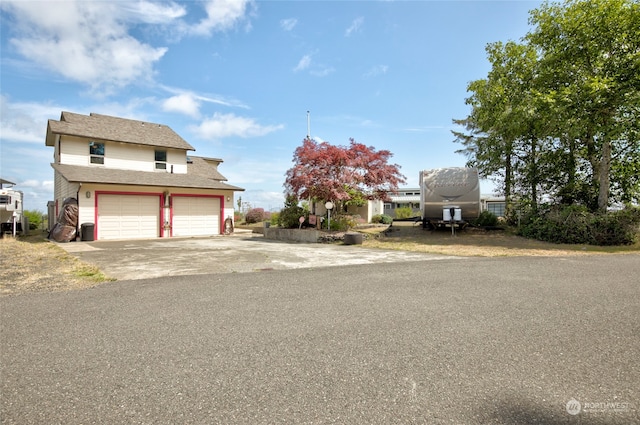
[
  {"left": 361, "top": 222, "right": 640, "bottom": 257},
  {"left": 0, "top": 233, "right": 114, "bottom": 296}
]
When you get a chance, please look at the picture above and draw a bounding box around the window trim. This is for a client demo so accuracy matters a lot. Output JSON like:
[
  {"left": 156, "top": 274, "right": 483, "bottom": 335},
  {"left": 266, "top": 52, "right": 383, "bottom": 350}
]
[{"left": 155, "top": 150, "right": 167, "bottom": 170}]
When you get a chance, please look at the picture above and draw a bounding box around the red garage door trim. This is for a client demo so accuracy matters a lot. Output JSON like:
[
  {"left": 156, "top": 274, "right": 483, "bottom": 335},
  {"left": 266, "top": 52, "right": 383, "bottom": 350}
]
[
  {"left": 94, "top": 191, "right": 166, "bottom": 240},
  {"left": 170, "top": 194, "right": 225, "bottom": 236}
]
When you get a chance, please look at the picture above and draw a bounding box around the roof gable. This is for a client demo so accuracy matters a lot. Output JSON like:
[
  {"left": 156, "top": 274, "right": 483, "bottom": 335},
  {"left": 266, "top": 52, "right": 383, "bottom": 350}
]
[{"left": 46, "top": 111, "right": 194, "bottom": 151}]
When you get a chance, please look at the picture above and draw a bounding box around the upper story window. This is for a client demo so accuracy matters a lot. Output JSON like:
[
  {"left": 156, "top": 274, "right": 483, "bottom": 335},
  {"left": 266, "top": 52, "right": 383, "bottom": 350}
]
[
  {"left": 155, "top": 150, "right": 167, "bottom": 170},
  {"left": 89, "top": 141, "right": 105, "bottom": 164}
]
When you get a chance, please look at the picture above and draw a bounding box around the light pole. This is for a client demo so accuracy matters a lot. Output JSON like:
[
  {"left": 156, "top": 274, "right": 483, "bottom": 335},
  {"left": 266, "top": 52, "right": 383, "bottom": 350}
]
[{"left": 325, "top": 201, "right": 334, "bottom": 231}]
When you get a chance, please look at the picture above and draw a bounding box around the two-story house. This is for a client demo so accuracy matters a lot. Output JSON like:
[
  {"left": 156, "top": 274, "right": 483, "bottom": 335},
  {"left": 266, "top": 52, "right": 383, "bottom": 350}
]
[{"left": 46, "top": 111, "right": 244, "bottom": 241}]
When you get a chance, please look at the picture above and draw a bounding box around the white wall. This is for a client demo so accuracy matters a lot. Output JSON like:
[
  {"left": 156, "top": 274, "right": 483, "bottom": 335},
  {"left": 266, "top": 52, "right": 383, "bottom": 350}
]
[{"left": 58, "top": 136, "right": 188, "bottom": 173}]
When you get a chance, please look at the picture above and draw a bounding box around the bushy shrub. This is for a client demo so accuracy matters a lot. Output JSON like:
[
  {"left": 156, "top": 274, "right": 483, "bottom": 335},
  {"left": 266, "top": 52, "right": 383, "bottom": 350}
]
[
  {"left": 23, "top": 210, "right": 45, "bottom": 230},
  {"left": 371, "top": 214, "right": 393, "bottom": 225},
  {"left": 332, "top": 214, "right": 357, "bottom": 231},
  {"left": 517, "top": 204, "right": 640, "bottom": 245},
  {"left": 278, "top": 195, "right": 305, "bottom": 228},
  {"left": 474, "top": 210, "right": 499, "bottom": 227},
  {"left": 245, "top": 208, "right": 265, "bottom": 224},
  {"left": 269, "top": 212, "right": 280, "bottom": 225},
  {"left": 394, "top": 206, "right": 414, "bottom": 219}
]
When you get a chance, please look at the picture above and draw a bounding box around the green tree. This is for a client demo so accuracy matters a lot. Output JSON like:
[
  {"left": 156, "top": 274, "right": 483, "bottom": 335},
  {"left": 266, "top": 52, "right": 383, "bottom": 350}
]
[
  {"left": 526, "top": 0, "right": 640, "bottom": 210},
  {"left": 23, "top": 210, "right": 45, "bottom": 230},
  {"left": 454, "top": 0, "right": 640, "bottom": 212},
  {"left": 278, "top": 194, "right": 305, "bottom": 228},
  {"left": 454, "top": 41, "right": 541, "bottom": 217}
]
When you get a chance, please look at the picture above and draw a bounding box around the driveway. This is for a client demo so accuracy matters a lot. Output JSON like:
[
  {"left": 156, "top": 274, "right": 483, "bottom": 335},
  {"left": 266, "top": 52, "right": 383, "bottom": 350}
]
[
  {"left": 59, "top": 230, "right": 459, "bottom": 280},
  {"left": 2, "top": 255, "right": 638, "bottom": 424}
]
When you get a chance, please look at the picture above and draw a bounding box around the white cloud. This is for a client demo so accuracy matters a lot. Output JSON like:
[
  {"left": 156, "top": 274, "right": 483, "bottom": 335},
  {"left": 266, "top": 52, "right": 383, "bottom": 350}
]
[
  {"left": 188, "top": 0, "right": 254, "bottom": 36},
  {"left": 345, "top": 17, "right": 364, "bottom": 37},
  {"left": 0, "top": 0, "right": 255, "bottom": 94},
  {"left": 121, "top": 0, "right": 187, "bottom": 24},
  {"left": 190, "top": 113, "right": 284, "bottom": 140},
  {"left": 162, "top": 94, "right": 201, "bottom": 117},
  {"left": 294, "top": 55, "right": 312, "bottom": 72},
  {"left": 2, "top": 1, "right": 167, "bottom": 93},
  {"left": 160, "top": 85, "right": 249, "bottom": 109},
  {"left": 0, "top": 95, "right": 61, "bottom": 144},
  {"left": 364, "top": 65, "right": 389, "bottom": 78},
  {"left": 240, "top": 190, "right": 285, "bottom": 211},
  {"left": 280, "top": 18, "right": 298, "bottom": 31},
  {"left": 310, "top": 67, "right": 335, "bottom": 77}
]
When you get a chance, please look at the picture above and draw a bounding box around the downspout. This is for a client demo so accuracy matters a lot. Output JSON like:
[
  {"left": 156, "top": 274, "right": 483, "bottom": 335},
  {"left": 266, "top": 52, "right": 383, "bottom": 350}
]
[{"left": 76, "top": 182, "right": 82, "bottom": 242}]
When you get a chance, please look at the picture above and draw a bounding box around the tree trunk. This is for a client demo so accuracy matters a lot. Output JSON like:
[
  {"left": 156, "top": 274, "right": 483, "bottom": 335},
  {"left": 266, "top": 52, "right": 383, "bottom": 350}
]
[
  {"left": 530, "top": 136, "right": 538, "bottom": 212},
  {"left": 597, "top": 139, "right": 611, "bottom": 212},
  {"left": 564, "top": 137, "right": 576, "bottom": 204},
  {"left": 504, "top": 142, "right": 513, "bottom": 219}
]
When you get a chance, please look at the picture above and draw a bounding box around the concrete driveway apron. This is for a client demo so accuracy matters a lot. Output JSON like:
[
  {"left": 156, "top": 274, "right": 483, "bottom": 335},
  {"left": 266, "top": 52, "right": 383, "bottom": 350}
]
[{"left": 58, "top": 231, "right": 459, "bottom": 280}]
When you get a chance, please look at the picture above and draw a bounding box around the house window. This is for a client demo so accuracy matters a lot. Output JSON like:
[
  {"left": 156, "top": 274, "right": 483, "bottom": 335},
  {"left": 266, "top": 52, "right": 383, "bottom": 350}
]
[
  {"left": 487, "top": 202, "right": 506, "bottom": 217},
  {"left": 89, "top": 141, "right": 104, "bottom": 164},
  {"left": 155, "top": 150, "right": 167, "bottom": 170}
]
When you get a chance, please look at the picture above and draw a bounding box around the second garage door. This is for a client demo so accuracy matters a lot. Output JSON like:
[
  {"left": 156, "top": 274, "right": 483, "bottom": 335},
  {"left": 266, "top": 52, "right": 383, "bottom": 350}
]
[{"left": 172, "top": 196, "right": 220, "bottom": 237}]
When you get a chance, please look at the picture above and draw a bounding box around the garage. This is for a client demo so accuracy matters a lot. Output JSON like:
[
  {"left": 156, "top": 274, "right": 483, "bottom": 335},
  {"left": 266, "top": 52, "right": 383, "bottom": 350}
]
[
  {"left": 172, "top": 195, "right": 221, "bottom": 237},
  {"left": 97, "top": 194, "right": 161, "bottom": 240}
]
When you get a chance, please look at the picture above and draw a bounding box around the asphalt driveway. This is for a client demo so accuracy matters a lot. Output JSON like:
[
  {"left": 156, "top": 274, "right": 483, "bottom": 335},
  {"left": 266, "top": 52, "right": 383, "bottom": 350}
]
[
  {"left": 2, "top": 254, "right": 638, "bottom": 424},
  {"left": 59, "top": 230, "right": 459, "bottom": 280}
]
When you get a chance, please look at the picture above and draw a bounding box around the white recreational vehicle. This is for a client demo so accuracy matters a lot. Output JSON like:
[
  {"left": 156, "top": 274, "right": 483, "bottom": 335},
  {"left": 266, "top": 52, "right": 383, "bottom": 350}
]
[
  {"left": 419, "top": 167, "right": 481, "bottom": 229},
  {"left": 0, "top": 179, "right": 27, "bottom": 237}
]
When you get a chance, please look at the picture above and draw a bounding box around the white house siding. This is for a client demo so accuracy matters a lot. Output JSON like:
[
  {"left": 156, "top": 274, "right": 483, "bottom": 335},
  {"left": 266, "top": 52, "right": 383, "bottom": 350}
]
[
  {"left": 107, "top": 145, "right": 187, "bottom": 173},
  {"left": 76, "top": 188, "right": 96, "bottom": 229},
  {"left": 167, "top": 150, "right": 187, "bottom": 174},
  {"left": 54, "top": 172, "right": 78, "bottom": 216},
  {"left": 59, "top": 136, "right": 91, "bottom": 166},
  {"left": 107, "top": 143, "right": 150, "bottom": 171},
  {"left": 172, "top": 195, "right": 221, "bottom": 236},
  {"left": 59, "top": 136, "right": 189, "bottom": 173}
]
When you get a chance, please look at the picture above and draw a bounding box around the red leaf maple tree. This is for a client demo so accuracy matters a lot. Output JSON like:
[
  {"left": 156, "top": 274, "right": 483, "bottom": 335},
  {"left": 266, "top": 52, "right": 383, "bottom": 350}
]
[{"left": 284, "top": 137, "right": 406, "bottom": 204}]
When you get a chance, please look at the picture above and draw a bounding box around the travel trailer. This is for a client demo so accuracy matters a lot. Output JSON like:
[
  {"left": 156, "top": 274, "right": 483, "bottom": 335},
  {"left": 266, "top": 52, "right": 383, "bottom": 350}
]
[
  {"left": 0, "top": 179, "right": 26, "bottom": 237},
  {"left": 419, "top": 167, "right": 481, "bottom": 229}
]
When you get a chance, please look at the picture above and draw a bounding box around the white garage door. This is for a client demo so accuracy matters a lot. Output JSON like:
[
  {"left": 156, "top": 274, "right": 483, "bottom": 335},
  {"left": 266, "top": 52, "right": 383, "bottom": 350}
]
[
  {"left": 97, "top": 194, "right": 160, "bottom": 240},
  {"left": 172, "top": 196, "right": 220, "bottom": 237}
]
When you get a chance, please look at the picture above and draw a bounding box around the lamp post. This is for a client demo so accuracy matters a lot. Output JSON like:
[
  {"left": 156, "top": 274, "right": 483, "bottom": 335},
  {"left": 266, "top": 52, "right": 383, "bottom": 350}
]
[{"left": 325, "top": 201, "right": 334, "bottom": 231}]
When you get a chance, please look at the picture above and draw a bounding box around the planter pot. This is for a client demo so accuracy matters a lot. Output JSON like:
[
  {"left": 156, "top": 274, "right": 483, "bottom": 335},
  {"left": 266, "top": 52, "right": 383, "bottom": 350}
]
[{"left": 344, "top": 232, "right": 363, "bottom": 245}]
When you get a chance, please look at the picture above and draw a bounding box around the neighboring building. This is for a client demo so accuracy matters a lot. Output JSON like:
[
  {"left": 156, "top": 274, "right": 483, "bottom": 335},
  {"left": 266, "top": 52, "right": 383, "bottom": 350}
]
[
  {"left": 46, "top": 111, "right": 244, "bottom": 241},
  {"left": 383, "top": 186, "right": 507, "bottom": 220},
  {"left": 481, "top": 195, "right": 506, "bottom": 218},
  {"left": 383, "top": 188, "right": 421, "bottom": 218}
]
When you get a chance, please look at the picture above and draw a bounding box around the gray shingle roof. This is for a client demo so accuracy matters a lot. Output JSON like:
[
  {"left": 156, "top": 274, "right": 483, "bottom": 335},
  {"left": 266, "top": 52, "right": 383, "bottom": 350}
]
[
  {"left": 52, "top": 163, "right": 244, "bottom": 191},
  {"left": 188, "top": 156, "right": 228, "bottom": 181},
  {"left": 46, "top": 112, "right": 194, "bottom": 150}
]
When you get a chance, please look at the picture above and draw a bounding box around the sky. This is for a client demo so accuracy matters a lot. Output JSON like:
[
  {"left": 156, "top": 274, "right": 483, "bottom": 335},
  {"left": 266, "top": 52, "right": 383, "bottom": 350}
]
[{"left": 0, "top": 0, "right": 542, "bottom": 212}]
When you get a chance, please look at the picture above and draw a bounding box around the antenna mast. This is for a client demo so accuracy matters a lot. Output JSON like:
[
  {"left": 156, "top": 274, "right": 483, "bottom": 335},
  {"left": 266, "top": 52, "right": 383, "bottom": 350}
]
[{"left": 306, "top": 110, "right": 310, "bottom": 139}]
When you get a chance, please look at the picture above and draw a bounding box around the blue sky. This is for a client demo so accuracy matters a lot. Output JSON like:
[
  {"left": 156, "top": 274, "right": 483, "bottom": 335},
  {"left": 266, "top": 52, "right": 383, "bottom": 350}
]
[{"left": 0, "top": 0, "right": 541, "bottom": 212}]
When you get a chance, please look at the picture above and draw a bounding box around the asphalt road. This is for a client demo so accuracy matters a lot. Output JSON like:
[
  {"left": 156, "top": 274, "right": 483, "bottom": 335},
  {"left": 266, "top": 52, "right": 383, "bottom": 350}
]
[{"left": 2, "top": 254, "right": 639, "bottom": 424}]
